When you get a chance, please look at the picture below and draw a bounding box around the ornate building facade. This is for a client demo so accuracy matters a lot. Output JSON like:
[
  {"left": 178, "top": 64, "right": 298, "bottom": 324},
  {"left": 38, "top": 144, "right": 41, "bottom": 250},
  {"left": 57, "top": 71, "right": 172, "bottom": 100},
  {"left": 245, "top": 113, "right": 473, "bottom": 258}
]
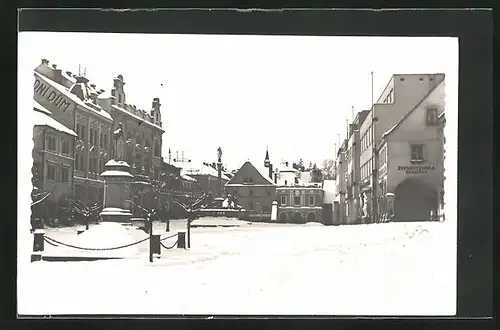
[
  {"left": 34, "top": 59, "right": 114, "bottom": 204},
  {"left": 96, "top": 75, "right": 164, "bottom": 210},
  {"left": 32, "top": 58, "right": 164, "bottom": 210}
]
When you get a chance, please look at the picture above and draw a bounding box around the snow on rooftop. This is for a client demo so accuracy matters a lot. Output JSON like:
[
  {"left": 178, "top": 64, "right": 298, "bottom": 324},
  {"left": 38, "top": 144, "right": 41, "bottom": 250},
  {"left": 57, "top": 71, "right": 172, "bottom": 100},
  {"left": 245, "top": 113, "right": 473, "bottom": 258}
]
[
  {"left": 97, "top": 89, "right": 115, "bottom": 100},
  {"left": 34, "top": 71, "right": 113, "bottom": 122},
  {"left": 181, "top": 173, "right": 196, "bottom": 182},
  {"left": 174, "top": 161, "right": 231, "bottom": 180},
  {"left": 33, "top": 99, "right": 52, "bottom": 115},
  {"left": 381, "top": 123, "right": 398, "bottom": 140},
  {"left": 105, "top": 160, "right": 131, "bottom": 167},
  {"left": 112, "top": 104, "right": 162, "bottom": 131},
  {"left": 100, "top": 170, "right": 134, "bottom": 178},
  {"left": 33, "top": 105, "right": 77, "bottom": 137},
  {"left": 256, "top": 165, "right": 276, "bottom": 185}
]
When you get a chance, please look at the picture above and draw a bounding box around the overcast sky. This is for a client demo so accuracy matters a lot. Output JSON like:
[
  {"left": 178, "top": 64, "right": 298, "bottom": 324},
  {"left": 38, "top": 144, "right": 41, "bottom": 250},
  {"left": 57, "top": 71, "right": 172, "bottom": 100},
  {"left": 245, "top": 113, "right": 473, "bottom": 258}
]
[{"left": 20, "top": 33, "right": 457, "bottom": 170}]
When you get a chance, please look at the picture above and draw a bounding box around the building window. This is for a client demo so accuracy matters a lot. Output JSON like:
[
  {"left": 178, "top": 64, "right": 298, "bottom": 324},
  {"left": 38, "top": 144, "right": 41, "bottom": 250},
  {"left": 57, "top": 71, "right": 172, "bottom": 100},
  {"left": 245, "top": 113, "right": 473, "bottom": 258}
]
[
  {"left": 426, "top": 108, "right": 438, "bottom": 126},
  {"left": 284, "top": 180, "right": 288, "bottom": 185},
  {"left": 280, "top": 195, "right": 287, "bottom": 206},
  {"left": 47, "top": 165, "right": 55, "bottom": 180},
  {"left": 154, "top": 141, "right": 160, "bottom": 157},
  {"left": 47, "top": 135, "right": 57, "bottom": 152},
  {"left": 89, "top": 129, "right": 94, "bottom": 145},
  {"left": 308, "top": 195, "right": 315, "bottom": 206},
  {"left": 387, "top": 89, "right": 394, "bottom": 103},
  {"left": 249, "top": 189, "right": 253, "bottom": 196},
  {"left": 61, "top": 168, "right": 69, "bottom": 182},
  {"left": 75, "top": 155, "right": 85, "bottom": 171},
  {"left": 293, "top": 196, "right": 301, "bottom": 206},
  {"left": 410, "top": 144, "right": 424, "bottom": 162},
  {"left": 118, "top": 94, "right": 122, "bottom": 103},
  {"left": 99, "top": 158, "right": 104, "bottom": 173},
  {"left": 61, "top": 140, "right": 69, "bottom": 155},
  {"left": 76, "top": 124, "right": 86, "bottom": 141}
]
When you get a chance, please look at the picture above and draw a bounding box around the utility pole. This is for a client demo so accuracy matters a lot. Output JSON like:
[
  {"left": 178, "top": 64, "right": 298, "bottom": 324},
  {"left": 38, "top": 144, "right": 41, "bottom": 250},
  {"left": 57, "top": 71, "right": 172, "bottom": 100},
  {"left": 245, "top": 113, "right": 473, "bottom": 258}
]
[{"left": 371, "top": 71, "right": 378, "bottom": 224}]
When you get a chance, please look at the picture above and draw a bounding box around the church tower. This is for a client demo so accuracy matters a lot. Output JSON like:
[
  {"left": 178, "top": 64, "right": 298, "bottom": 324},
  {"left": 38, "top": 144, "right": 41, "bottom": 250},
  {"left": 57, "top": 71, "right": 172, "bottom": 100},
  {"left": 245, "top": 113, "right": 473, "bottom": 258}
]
[{"left": 264, "top": 146, "right": 273, "bottom": 180}]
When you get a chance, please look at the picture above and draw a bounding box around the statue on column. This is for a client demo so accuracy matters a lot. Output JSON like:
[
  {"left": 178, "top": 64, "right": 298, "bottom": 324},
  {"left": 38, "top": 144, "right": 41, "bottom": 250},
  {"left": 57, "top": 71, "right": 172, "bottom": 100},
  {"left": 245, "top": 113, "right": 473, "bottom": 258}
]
[
  {"left": 113, "top": 122, "right": 125, "bottom": 161},
  {"left": 217, "top": 146, "right": 222, "bottom": 163}
]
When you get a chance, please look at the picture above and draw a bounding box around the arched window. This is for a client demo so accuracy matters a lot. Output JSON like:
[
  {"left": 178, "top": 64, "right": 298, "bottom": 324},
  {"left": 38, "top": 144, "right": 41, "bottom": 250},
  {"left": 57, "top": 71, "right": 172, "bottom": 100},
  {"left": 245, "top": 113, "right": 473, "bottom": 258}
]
[{"left": 136, "top": 135, "right": 142, "bottom": 146}]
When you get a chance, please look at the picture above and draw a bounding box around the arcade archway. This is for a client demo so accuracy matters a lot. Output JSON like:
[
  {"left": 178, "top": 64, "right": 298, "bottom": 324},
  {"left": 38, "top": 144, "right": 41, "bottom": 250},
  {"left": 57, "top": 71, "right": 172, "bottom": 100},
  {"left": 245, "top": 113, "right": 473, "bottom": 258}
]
[
  {"left": 394, "top": 178, "right": 437, "bottom": 222},
  {"left": 292, "top": 212, "right": 304, "bottom": 223},
  {"left": 279, "top": 212, "right": 288, "bottom": 222},
  {"left": 306, "top": 212, "right": 317, "bottom": 223}
]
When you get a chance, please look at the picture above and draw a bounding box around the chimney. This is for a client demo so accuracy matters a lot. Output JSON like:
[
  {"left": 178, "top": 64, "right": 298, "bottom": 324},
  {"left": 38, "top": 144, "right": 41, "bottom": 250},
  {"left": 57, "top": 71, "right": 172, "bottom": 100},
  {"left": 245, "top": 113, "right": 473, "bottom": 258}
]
[
  {"left": 75, "top": 75, "right": 89, "bottom": 84},
  {"left": 90, "top": 84, "right": 96, "bottom": 89},
  {"left": 285, "top": 161, "right": 289, "bottom": 167},
  {"left": 52, "top": 64, "right": 57, "bottom": 70},
  {"left": 269, "top": 164, "right": 273, "bottom": 180},
  {"left": 90, "top": 91, "right": 98, "bottom": 104},
  {"left": 66, "top": 71, "right": 72, "bottom": 77},
  {"left": 152, "top": 97, "right": 161, "bottom": 109},
  {"left": 41, "top": 58, "right": 49, "bottom": 65}
]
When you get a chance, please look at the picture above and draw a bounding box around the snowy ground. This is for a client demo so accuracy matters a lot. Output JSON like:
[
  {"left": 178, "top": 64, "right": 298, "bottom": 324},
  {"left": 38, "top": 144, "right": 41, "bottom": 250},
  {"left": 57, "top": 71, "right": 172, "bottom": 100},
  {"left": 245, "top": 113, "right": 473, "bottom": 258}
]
[{"left": 18, "top": 219, "right": 456, "bottom": 316}]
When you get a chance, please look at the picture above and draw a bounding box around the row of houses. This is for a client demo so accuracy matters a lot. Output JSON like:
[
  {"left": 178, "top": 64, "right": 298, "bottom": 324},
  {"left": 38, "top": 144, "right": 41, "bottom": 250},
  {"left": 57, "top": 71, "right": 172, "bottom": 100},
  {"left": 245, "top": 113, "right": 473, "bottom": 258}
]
[
  {"left": 31, "top": 58, "right": 231, "bottom": 220},
  {"left": 334, "top": 73, "right": 446, "bottom": 224}
]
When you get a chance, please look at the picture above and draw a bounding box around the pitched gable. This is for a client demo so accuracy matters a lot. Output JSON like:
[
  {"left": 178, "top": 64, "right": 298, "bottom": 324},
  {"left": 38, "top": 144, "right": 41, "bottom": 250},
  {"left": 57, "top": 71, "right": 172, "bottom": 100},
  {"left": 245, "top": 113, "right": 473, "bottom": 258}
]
[
  {"left": 226, "top": 161, "right": 275, "bottom": 186},
  {"left": 380, "top": 79, "right": 445, "bottom": 143}
]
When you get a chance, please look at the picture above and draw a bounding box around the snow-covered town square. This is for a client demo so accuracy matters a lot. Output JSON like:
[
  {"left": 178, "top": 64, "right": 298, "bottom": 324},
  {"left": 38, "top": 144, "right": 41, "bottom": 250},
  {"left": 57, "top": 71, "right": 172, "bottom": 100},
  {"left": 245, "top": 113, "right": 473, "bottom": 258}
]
[
  {"left": 19, "top": 219, "right": 456, "bottom": 316},
  {"left": 18, "top": 31, "right": 458, "bottom": 316}
]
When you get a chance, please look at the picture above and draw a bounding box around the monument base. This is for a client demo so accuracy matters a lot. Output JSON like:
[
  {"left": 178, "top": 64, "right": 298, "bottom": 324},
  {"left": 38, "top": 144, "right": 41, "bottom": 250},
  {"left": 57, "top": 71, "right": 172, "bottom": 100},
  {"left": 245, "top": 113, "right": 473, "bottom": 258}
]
[{"left": 100, "top": 207, "right": 133, "bottom": 223}]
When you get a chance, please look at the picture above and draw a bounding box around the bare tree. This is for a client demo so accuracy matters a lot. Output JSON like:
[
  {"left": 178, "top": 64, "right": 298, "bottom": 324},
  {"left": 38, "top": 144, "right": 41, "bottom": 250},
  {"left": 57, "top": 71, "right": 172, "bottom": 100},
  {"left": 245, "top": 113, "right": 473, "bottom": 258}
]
[
  {"left": 310, "top": 163, "right": 324, "bottom": 183},
  {"left": 61, "top": 198, "right": 102, "bottom": 230},
  {"left": 321, "top": 159, "right": 336, "bottom": 180}
]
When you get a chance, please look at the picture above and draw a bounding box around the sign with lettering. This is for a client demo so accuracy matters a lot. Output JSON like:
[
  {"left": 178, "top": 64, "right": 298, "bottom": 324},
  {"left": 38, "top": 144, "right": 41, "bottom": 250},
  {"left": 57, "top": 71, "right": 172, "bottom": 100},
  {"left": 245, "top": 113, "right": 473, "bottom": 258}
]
[
  {"left": 34, "top": 78, "right": 74, "bottom": 113},
  {"left": 397, "top": 165, "right": 435, "bottom": 174}
]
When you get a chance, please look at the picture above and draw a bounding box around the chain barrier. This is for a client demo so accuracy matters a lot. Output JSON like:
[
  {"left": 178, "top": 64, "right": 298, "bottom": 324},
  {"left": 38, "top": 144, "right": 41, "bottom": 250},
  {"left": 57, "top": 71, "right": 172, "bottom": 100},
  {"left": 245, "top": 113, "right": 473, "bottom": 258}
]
[
  {"left": 160, "top": 239, "right": 178, "bottom": 250},
  {"left": 43, "top": 237, "right": 59, "bottom": 247},
  {"left": 160, "top": 233, "right": 178, "bottom": 242},
  {"left": 43, "top": 235, "right": 150, "bottom": 251}
]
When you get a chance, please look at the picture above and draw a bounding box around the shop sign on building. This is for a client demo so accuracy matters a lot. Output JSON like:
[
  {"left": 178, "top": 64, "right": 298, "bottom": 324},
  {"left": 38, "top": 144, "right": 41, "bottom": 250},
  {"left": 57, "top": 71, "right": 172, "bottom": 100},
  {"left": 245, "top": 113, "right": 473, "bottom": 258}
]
[
  {"left": 34, "top": 78, "right": 74, "bottom": 113},
  {"left": 397, "top": 165, "right": 436, "bottom": 174}
]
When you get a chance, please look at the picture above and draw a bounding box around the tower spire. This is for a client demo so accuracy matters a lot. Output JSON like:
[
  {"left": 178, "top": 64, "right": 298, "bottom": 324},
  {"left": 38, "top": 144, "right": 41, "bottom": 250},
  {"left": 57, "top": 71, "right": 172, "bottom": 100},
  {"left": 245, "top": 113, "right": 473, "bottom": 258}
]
[{"left": 264, "top": 146, "right": 270, "bottom": 168}]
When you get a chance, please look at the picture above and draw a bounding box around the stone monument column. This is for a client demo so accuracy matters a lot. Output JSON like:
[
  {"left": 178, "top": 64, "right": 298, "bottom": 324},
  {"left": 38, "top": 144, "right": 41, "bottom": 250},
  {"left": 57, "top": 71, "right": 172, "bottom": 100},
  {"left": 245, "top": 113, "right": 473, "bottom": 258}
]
[{"left": 99, "top": 123, "right": 134, "bottom": 222}]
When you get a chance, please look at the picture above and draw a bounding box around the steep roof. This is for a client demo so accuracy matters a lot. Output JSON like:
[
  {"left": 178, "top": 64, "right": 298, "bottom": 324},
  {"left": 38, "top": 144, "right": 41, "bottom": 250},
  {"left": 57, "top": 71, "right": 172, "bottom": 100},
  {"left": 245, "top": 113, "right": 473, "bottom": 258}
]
[
  {"left": 33, "top": 102, "right": 77, "bottom": 137},
  {"left": 379, "top": 79, "right": 445, "bottom": 143},
  {"left": 226, "top": 161, "right": 275, "bottom": 186}
]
